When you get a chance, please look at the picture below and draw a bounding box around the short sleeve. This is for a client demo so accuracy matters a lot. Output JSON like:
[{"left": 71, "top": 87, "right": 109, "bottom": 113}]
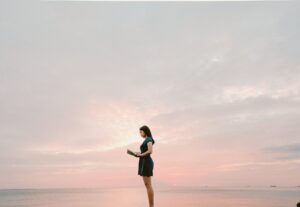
[{"left": 145, "top": 137, "right": 154, "bottom": 145}]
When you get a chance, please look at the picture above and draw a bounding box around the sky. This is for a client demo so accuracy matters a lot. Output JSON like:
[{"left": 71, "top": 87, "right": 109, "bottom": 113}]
[{"left": 0, "top": 1, "right": 300, "bottom": 189}]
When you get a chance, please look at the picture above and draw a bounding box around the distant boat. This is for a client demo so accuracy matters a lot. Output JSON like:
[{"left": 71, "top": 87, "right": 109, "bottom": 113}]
[{"left": 270, "top": 185, "right": 277, "bottom": 188}]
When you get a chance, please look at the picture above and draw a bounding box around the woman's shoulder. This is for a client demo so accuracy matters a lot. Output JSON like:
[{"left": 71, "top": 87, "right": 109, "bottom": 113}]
[{"left": 146, "top": 136, "right": 154, "bottom": 144}]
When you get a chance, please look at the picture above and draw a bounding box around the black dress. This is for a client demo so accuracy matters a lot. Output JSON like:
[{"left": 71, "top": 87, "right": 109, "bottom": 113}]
[{"left": 138, "top": 136, "right": 154, "bottom": 176}]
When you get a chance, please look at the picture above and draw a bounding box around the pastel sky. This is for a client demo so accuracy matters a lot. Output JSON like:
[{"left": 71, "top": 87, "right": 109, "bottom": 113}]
[{"left": 1, "top": 1, "right": 300, "bottom": 189}]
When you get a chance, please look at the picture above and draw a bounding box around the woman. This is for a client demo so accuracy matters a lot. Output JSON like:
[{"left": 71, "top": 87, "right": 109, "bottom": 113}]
[{"left": 135, "top": 125, "right": 155, "bottom": 207}]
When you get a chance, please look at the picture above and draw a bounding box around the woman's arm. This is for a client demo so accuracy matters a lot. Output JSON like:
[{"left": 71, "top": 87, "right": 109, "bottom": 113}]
[{"left": 139, "top": 142, "right": 153, "bottom": 157}]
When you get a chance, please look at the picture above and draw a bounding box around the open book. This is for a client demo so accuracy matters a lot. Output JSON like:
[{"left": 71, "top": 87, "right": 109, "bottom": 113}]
[{"left": 127, "top": 149, "right": 138, "bottom": 157}]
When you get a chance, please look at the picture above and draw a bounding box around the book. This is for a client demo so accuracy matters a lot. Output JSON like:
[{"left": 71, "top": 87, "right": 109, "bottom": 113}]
[{"left": 127, "top": 149, "right": 138, "bottom": 157}]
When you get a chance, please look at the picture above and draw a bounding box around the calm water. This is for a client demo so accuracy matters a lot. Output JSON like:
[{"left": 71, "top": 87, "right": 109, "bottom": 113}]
[{"left": 0, "top": 186, "right": 299, "bottom": 207}]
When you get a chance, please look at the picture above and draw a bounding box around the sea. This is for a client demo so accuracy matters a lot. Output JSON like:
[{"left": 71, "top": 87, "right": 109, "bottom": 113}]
[{"left": 0, "top": 186, "right": 299, "bottom": 207}]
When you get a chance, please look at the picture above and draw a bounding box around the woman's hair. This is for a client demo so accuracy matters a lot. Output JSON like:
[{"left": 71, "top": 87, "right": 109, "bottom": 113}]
[{"left": 139, "top": 125, "right": 155, "bottom": 145}]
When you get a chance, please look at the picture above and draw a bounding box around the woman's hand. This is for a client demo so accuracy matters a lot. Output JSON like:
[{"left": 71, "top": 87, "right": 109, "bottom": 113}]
[{"left": 135, "top": 152, "right": 142, "bottom": 157}]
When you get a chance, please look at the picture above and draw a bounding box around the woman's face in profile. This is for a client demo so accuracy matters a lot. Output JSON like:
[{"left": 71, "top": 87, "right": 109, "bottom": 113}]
[{"left": 140, "top": 130, "right": 146, "bottom": 138}]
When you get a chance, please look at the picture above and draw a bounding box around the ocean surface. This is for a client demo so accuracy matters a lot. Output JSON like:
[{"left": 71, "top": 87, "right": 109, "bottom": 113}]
[{"left": 0, "top": 186, "right": 299, "bottom": 207}]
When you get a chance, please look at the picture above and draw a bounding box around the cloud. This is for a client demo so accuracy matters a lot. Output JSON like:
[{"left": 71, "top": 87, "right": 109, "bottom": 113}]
[
  {"left": 219, "top": 159, "right": 300, "bottom": 170},
  {"left": 0, "top": 1, "right": 300, "bottom": 188},
  {"left": 263, "top": 143, "right": 300, "bottom": 159}
]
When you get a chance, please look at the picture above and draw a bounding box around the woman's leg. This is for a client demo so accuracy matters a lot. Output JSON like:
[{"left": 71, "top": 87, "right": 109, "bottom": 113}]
[{"left": 142, "top": 176, "right": 154, "bottom": 207}]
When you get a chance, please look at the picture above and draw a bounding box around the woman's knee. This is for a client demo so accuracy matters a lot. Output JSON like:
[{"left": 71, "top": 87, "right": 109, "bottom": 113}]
[
  {"left": 143, "top": 177, "right": 152, "bottom": 187},
  {"left": 144, "top": 181, "right": 151, "bottom": 187}
]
